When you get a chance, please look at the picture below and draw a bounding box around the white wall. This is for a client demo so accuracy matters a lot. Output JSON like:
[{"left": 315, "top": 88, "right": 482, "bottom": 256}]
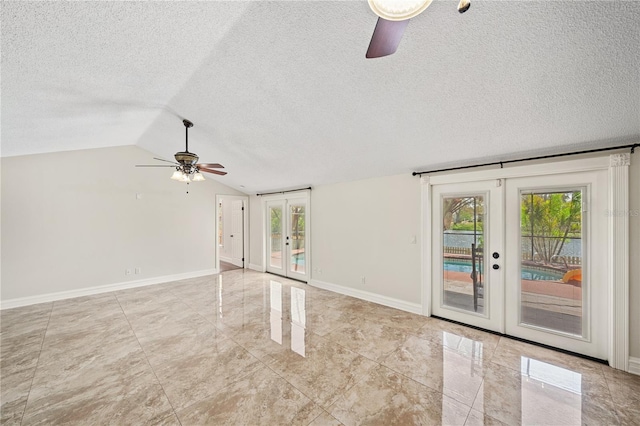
[
  {"left": 310, "top": 174, "right": 421, "bottom": 302},
  {"left": 1, "top": 145, "right": 244, "bottom": 303}
]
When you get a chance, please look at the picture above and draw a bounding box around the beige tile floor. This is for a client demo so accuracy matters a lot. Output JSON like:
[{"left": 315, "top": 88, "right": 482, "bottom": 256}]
[{"left": 1, "top": 269, "right": 638, "bottom": 425}]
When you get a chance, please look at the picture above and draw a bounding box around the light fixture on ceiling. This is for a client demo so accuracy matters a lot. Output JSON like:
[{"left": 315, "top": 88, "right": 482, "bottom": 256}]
[
  {"left": 367, "top": 0, "right": 434, "bottom": 21},
  {"left": 170, "top": 170, "right": 183, "bottom": 181}
]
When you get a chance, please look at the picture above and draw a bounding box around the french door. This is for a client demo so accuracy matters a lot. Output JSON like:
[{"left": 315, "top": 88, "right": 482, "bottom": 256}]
[
  {"left": 504, "top": 170, "right": 608, "bottom": 359},
  {"left": 266, "top": 197, "right": 308, "bottom": 282},
  {"left": 431, "top": 170, "right": 608, "bottom": 359}
]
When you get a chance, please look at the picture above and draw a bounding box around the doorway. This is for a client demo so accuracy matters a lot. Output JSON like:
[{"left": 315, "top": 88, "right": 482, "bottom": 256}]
[
  {"left": 216, "top": 195, "right": 249, "bottom": 272},
  {"left": 265, "top": 196, "right": 309, "bottom": 282},
  {"left": 428, "top": 165, "right": 611, "bottom": 360}
]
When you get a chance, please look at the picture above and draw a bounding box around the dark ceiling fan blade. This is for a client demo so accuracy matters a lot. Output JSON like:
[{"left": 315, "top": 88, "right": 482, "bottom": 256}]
[
  {"left": 135, "top": 165, "right": 176, "bottom": 167},
  {"left": 366, "top": 17, "right": 410, "bottom": 59},
  {"left": 153, "top": 157, "right": 179, "bottom": 165},
  {"left": 196, "top": 163, "right": 224, "bottom": 169},
  {"left": 199, "top": 167, "right": 228, "bottom": 176},
  {"left": 458, "top": 0, "right": 471, "bottom": 13}
]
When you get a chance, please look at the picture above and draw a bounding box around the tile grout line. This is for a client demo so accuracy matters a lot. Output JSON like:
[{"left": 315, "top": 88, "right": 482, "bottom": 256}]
[
  {"left": 19, "top": 302, "right": 54, "bottom": 426},
  {"left": 599, "top": 364, "right": 624, "bottom": 424},
  {"left": 113, "top": 293, "right": 184, "bottom": 426}
]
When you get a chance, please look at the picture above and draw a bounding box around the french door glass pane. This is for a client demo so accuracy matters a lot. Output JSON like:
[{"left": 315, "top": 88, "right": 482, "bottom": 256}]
[
  {"left": 270, "top": 206, "right": 282, "bottom": 268},
  {"left": 520, "top": 190, "right": 583, "bottom": 336},
  {"left": 442, "top": 195, "right": 486, "bottom": 314},
  {"left": 289, "top": 205, "right": 305, "bottom": 274}
]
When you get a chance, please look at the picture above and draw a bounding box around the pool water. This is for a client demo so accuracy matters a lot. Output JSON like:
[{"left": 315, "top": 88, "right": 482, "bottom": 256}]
[
  {"left": 444, "top": 260, "right": 563, "bottom": 281},
  {"left": 291, "top": 253, "right": 305, "bottom": 266}
]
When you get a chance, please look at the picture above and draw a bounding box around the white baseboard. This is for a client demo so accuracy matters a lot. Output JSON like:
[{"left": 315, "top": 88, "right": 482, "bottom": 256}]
[
  {"left": 309, "top": 279, "right": 422, "bottom": 315},
  {"left": 220, "top": 256, "right": 233, "bottom": 263},
  {"left": 0, "top": 269, "right": 219, "bottom": 310},
  {"left": 629, "top": 357, "right": 640, "bottom": 376},
  {"left": 248, "top": 263, "right": 264, "bottom": 272}
]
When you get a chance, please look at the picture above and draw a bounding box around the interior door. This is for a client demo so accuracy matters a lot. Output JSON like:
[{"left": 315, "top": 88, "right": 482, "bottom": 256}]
[
  {"left": 230, "top": 199, "right": 244, "bottom": 268},
  {"left": 265, "top": 198, "right": 308, "bottom": 282},
  {"left": 504, "top": 170, "right": 608, "bottom": 359},
  {"left": 431, "top": 180, "right": 504, "bottom": 333}
]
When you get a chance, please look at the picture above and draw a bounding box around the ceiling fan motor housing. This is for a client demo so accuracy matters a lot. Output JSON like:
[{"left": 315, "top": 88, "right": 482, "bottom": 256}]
[{"left": 175, "top": 151, "right": 199, "bottom": 166}]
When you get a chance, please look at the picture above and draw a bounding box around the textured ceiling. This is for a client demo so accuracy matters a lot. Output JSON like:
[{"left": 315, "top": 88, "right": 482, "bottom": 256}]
[{"left": 2, "top": 1, "right": 639, "bottom": 193}]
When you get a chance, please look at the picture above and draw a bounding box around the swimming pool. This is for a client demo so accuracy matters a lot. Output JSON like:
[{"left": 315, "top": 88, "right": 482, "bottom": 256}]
[{"left": 444, "top": 259, "right": 563, "bottom": 281}]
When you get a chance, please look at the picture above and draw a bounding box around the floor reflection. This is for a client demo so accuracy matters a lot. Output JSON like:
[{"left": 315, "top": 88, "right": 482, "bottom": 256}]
[
  {"left": 521, "top": 356, "right": 582, "bottom": 424},
  {"left": 269, "top": 280, "right": 306, "bottom": 357},
  {"left": 290, "top": 287, "right": 306, "bottom": 357},
  {"left": 270, "top": 281, "right": 283, "bottom": 344}
]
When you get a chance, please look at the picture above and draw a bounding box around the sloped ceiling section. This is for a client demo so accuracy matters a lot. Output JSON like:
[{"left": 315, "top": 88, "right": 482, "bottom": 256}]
[{"left": 2, "top": 1, "right": 639, "bottom": 193}]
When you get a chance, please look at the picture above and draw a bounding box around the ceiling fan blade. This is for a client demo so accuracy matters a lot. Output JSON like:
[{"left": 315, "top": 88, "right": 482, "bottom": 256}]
[
  {"left": 196, "top": 163, "right": 224, "bottom": 169},
  {"left": 458, "top": 0, "right": 470, "bottom": 13},
  {"left": 366, "top": 18, "right": 410, "bottom": 59},
  {"left": 153, "top": 157, "right": 179, "bottom": 165},
  {"left": 135, "top": 165, "right": 177, "bottom": 167},
  {"left": 200, "top": 167, "right": 228, "bottom": 176}
]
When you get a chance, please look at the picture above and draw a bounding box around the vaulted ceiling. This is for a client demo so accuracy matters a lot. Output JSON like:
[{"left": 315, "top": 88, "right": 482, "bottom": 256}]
[{"left": 2, "top": 1, "right": 639, "bottom": 193}]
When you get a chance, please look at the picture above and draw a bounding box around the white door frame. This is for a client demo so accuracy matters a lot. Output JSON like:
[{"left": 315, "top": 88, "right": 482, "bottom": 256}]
[
  {"left": 215, "top": 194, "right": 249, "bottom": 271},
  {"left": 421, "top": 154, "right": 631, "bottom": 371},
  {"left": 261, "top": 190, "right": 311, "bottom": 282}
]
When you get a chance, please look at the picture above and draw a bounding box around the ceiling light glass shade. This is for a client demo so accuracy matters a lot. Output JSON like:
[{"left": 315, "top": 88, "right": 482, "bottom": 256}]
[
  {"left": 368, "top": 0, "right": 433, "bottom": 21},
  {"left": 192, "top": 171, "right": 205, "bottom": 182},
  {"left": 181, "top": 173, "right": 191, "bottom": 183},
  {"left": 171, "top": 170, "right": 183, "bottom": 180}
]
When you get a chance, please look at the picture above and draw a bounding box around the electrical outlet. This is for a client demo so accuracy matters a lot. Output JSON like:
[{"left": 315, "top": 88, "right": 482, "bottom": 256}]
[
  {"left": 125, "top": 268, "right": 132, "bottom": 276},
  {"left": 135, "top": 267, "right": 141, "bottom": 275},
  {"left": 360, "top": 276, "right": 366, "bottom": 285}
]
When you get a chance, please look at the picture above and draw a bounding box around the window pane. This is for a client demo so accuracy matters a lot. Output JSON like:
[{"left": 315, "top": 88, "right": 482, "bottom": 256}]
[
  {"left": 520, "top": 190, "right": 583, "bottom": 336},
  {"left": 270, "top": 206, "right": 282, "bottom": 268},
  {"left": 289, "top": 205, "right": 305, "bottom": 274},
  {"left": 442, "top": 195, "right": 486, "bottom": 314}
]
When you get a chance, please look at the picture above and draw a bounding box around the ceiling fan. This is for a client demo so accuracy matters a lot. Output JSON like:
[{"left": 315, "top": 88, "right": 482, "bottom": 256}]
[
  {"left": 366, "top": 0, "right": 470, "bottom": 59},
  {"left": 136, "top": 119, "right": 227, "bottom": 185}
]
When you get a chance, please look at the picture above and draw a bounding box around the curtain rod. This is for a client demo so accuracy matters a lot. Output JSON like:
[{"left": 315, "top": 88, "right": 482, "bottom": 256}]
[
  {"left": 256, "top": 187, "right": 312, "bottom": 196},
  {"left": 412, "top": 143, "right": 638, "bottom": 177}
]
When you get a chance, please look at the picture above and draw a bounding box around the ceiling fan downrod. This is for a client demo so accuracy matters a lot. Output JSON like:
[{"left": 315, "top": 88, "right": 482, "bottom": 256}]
[{"left": 183, "top": 119, "right": 193, "bottom": 152}]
